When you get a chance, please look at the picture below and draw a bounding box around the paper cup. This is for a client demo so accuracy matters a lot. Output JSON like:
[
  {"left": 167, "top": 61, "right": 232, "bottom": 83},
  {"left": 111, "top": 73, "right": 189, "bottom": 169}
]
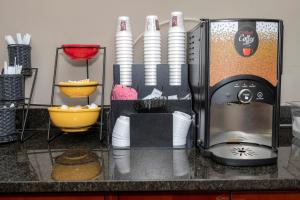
[
  {"left": 173, "top": 149, "right": 189, "bottom": 176},
  {"left": 172, "top": 111, "right": 191, "bottom": 142},
  {"left": 116, "top": 52, "right": 133, "bottom": 56},
  {"left": 168, "top": 35, "right": 186, "bottom": 39},
  {"left": 116, "top": 43, "right": 133, "bottom": 48},
  {"left": 144, "top": 53, "right": 161, "bottom": 57},
  {"left": 168, "top": 54, "right": 185, "bottom": 58},
  {"left": 116, "top": 32, "right": 132, "bottom": 38},
  {"left": 144, "top": 57, "right": 161, "bottom": 60},
  {"left": 168, "top": 32, "right": 186, "bottom": 36},
  {"left": 116, "top": 57, "right": 133, "bottom": 61},
  {"left": 117, "top": 59, "right": 133, "bottom": 63},
  {"left": 113, "top": 150, "right": 130, "bottom": 174},
  {"left": 113, "top": 116, "right": 130, "bottom": 137},
  {"left": 145, "top": 79, "right": 157, "bottom": 82},
  {"left": 144, "top": 46, "right": 161, "bottom": 50},
  {"left": 145, "top": 60, "right": 161, "bottom": 64},
  {"left": 144, "top": 43, "right": 161, "bottom": 48},
  {"left": 145, "top": 70, "right": 157, "bottom": 74},
  {"left": 145, "top": 15, "right": 160, "bottom": 32},
  {"left": 120, "top": 82, "right": 132, "bottom": 86},
  {"left": 144, "top": 35, "right": 161, "bottom": 40},
  {"left": 144, "top": 40, "right": 161, "bottom": 43},
  {"left": 115, "top": 40, "right": 133, "bottom": 44},
  {"left": 168, "top": 44, "right": 185, "bottom": 48},
  {"left": 119, "top": 64, "right": 132, "bottom": 69},
  {"left": 168, "top": 57, "right": 185, "bottom": 62},
  {"left": 168, "top": 40, "right": 185, "bottom": 45},
  {"left": 116, "top": 36, "right": 132, "bottom": 40},
  {"left": 145, "top": 53, "right": 161, "bottom": 57},
  {"left": 116, "top": 16, "right": 132, "bottom": 32},
  {"left": 169, "top": 11, "right": 185, "bottom": 33},
  {"left": 168, "top": 50, "right": 186, "bottom": 54}
]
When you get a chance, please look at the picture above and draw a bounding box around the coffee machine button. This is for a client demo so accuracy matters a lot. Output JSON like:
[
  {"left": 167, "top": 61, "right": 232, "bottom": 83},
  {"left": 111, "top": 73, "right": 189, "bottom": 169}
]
[
  {"left": 238, "top": 89, "right": 253, "bottom": 104},
  {"left": 257, "top": 92, "right": 264, "bottom": 99}
]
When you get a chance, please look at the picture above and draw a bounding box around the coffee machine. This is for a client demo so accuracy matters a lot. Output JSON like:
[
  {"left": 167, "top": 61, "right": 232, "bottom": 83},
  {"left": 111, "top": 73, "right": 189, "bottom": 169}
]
[{"left": 188, "top": 19, "right": 283, "bottom": 166}]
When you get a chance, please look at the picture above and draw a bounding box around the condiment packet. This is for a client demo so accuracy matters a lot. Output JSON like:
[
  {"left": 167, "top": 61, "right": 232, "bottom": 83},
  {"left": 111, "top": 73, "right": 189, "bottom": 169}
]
[{"left": 143, "top": 88, "right": 163, "bottom": 100}]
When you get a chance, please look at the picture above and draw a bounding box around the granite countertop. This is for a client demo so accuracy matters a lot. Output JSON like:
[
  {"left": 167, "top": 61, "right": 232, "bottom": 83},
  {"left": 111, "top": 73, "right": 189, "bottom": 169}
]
[{"left": 0, "top": 128, "right": 299, "bottom": 193}]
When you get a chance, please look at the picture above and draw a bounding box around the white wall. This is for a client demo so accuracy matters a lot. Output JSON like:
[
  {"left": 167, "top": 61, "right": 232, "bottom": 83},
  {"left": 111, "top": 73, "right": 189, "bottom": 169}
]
[{"left": 0, "top": 0, "right": 299, "bottom": 105}]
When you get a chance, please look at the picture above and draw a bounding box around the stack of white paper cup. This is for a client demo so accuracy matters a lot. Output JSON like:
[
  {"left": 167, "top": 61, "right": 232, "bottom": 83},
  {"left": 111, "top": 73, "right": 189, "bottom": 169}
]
[
  {"left": 113, "top": 150, "right": 131, "bottom": 174},
  {"left": 168, "top": 11, "right": 186, "bottom": 86},
  {"left": 173, "top": 111, "right": 192, "bottom": 147},
  {"left": 112, "top": 116, "right": 130, "bottom": 147},
  {"left": 115, "top": 16, "right": 133, "bottom": 86},
  {"left": 144, "top": 15, "right": 161, "bottom": 86},
  {"left": 173, "top": 149, "right": 189, "bottom": 177}
]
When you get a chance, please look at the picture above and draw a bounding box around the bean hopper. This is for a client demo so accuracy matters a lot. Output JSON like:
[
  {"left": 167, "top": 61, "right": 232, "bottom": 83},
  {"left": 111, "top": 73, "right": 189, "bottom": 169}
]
[{"left": 188, "top": 19, "right": 283, "bottom": 166}]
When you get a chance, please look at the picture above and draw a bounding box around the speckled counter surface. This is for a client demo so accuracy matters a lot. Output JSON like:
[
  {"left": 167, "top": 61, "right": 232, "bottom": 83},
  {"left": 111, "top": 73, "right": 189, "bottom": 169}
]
[{"left": 0, "top": 128, "right": 299, "bottom": 193}]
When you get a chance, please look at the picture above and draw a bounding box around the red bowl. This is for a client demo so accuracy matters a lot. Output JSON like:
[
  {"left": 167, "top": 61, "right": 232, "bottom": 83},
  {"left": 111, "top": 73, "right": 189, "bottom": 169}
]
[{"left": 62, "top": 44, "right": 100, "bottom": 60}]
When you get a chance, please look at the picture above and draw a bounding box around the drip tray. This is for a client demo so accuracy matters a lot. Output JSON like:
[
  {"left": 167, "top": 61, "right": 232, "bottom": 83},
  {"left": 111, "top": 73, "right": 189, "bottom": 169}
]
[{"left": 208, "top": 143, "right": 277, "bottom": 166}]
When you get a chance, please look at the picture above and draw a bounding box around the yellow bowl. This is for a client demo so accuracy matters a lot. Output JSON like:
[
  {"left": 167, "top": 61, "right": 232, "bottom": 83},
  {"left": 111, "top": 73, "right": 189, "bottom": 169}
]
[
  {"left": 48, "top": 106, "right": 101, "bottom": 132},
  {"left": 59, "top": 81, "right": 98, "bottom": 98},
  {"left": 51, "top": 150, "right": 101, "bottom": 181}
]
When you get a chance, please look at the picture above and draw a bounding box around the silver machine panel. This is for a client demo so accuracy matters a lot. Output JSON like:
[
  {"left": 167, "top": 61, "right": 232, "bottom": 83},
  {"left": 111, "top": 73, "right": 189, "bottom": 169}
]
[{"left": 210, "top": 102, "right": 273, "bottom": 147}]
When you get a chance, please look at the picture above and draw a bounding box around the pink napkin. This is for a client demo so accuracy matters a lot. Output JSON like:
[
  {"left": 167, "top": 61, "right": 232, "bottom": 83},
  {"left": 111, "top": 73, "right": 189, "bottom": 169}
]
[{"left": 112, "top": 84, "right": 138, "bottom": 100}]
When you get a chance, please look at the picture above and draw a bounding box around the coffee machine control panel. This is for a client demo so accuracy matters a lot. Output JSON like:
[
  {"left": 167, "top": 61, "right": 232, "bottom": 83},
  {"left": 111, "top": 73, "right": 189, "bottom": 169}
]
[
  {"left": 237, "top": 89, "right": 253, "bottom": 104},
  {"left": 211, "top": 80, "right": 274, "bottom": 104}
]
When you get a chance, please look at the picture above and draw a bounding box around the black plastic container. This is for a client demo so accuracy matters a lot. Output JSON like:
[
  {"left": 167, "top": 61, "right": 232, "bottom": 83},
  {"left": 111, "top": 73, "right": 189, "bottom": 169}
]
[
  {"left": 0, "top": 74, "right": 24, "bottom": 104},
  {"left": 8, "top": 44, "right": 32, "bottom": 76},
  {"left": 111, "top": 64, "right": 194, "bottom": 148}
]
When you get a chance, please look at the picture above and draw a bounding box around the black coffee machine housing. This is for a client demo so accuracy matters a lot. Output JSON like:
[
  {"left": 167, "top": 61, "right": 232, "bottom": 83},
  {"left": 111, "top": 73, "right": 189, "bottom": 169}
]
[{"left": 188, "top": 19, "right": 283, "bottom": 166}]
